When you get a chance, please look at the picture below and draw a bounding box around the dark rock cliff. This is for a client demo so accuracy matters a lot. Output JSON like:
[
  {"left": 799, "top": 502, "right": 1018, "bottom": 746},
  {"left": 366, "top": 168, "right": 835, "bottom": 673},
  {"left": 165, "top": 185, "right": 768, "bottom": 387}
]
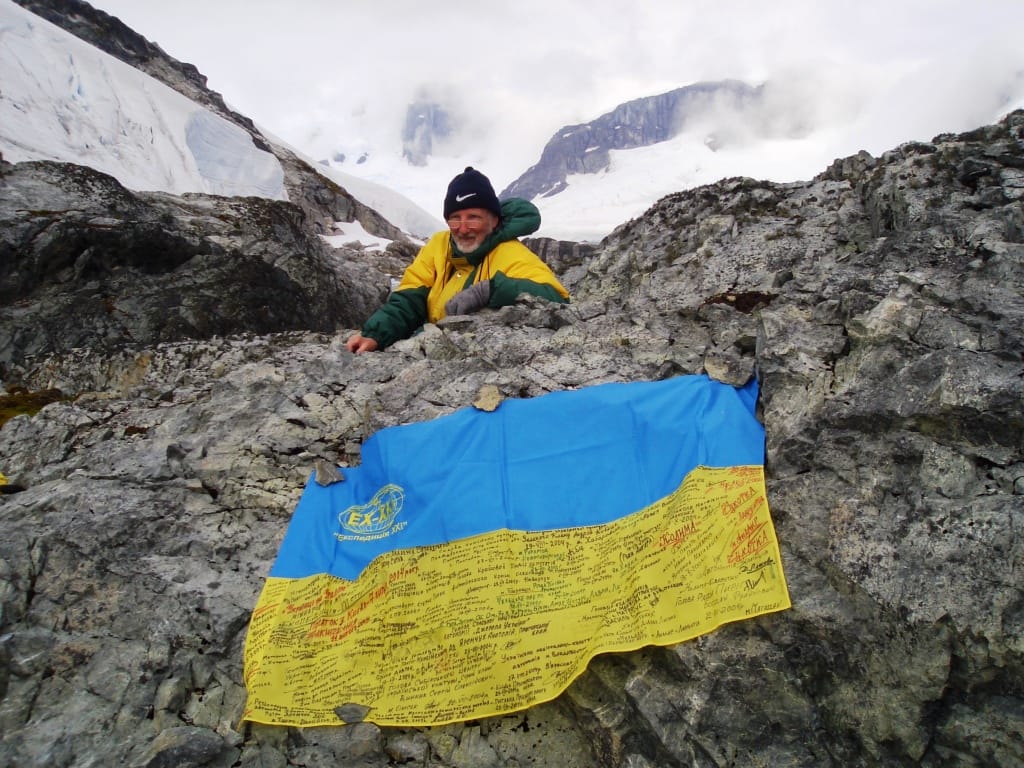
[
  {"left": 402, "top": 101, "right": 454, "bottom": 167},
  {"left": 0, "top": 157, "right": 389, "bottom": 372},
  {"left": 1, "top": 110, "right": 1022, "bottom": 767}
]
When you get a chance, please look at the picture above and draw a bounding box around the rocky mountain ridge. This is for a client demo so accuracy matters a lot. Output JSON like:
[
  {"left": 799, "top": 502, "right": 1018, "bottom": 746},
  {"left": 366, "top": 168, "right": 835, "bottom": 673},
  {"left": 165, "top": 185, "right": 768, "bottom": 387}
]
[
  {"left": 1, "top": 106, "right": 1022, "bottom": 768},
  {"left": 0, "top": 155, "right": 404, "bottom": 371},
  {"left": 500, "top": 80, "right": 765, "bottom": 201}
]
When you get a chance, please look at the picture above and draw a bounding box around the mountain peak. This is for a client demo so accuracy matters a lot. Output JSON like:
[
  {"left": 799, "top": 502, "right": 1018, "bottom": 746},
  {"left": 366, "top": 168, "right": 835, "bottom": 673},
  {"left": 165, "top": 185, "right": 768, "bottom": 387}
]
[
  {"left": 401, "top": 100, "right": 454, "bottom": 167},
  {"left": 501, "top": 80, "right": 763, "bottom": 200}
]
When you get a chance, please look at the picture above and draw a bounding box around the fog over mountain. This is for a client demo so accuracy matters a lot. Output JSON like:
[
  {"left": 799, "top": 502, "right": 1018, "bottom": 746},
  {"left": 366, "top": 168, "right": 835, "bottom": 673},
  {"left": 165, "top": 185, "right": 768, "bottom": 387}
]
[{"left": 84, "top": 0, "right": 1024, "bottom": 240}]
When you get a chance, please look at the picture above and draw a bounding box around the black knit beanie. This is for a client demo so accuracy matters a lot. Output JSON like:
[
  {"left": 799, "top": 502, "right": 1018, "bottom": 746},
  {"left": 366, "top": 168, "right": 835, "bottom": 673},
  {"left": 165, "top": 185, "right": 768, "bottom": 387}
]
[{"left": 443, "top": 167, "right": 502, "bottom": 219}]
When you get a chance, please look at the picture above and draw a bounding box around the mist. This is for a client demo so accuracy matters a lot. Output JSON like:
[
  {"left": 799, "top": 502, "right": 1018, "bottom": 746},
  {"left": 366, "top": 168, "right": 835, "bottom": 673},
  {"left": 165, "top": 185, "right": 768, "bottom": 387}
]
[{"left": 80, "top": 0, "right": 1024, "bottom": 235}]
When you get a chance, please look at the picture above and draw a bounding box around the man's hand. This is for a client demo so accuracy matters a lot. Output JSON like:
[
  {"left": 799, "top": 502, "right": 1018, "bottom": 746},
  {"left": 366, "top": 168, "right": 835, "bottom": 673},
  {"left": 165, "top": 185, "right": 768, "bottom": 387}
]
[
  {"left": 345, "top": 333, "right": 379, "bottom": 354},
  {"left": 445, "top": 280, "right": 492, "bottom": 316}
]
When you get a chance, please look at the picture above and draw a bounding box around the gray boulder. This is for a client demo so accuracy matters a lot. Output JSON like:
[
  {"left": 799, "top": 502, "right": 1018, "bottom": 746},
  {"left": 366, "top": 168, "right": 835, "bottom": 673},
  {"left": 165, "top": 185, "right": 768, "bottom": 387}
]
[{"left": 0, "top": 158, "right": 389, "bottom": 371}]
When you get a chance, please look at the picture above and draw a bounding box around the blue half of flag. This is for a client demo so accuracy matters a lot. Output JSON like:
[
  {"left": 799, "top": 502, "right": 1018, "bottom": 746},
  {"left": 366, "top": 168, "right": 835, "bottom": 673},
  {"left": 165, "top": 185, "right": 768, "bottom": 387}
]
[{"left": 270, "top": 374, "right": 763, "bottom": 581}]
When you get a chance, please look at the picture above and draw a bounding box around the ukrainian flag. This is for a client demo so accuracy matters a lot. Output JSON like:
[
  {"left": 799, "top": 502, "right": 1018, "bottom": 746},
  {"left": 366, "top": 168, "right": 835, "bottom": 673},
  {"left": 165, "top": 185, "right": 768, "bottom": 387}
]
[{"left": 243, "top": 375, "right": 789, "bottom": 727}]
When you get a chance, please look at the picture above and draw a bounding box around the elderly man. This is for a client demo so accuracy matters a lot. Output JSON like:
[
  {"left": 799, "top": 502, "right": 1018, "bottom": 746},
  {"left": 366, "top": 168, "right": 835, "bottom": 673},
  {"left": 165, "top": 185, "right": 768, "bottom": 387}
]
[{"left": 345, "top": 167, "right": 569, "bottom": 353}]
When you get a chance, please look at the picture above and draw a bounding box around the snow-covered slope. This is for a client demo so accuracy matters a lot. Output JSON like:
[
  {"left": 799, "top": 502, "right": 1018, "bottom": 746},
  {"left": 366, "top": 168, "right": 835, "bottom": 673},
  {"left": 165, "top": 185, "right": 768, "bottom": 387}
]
[
  {"left": 0, "top": 0, "right": 284, "bottom": 199},
  {"left": 307, "top": 157, "right": 442, "bottom": 241},
  {"left": 535, "top": 129, "right": 852, "bottom": 242},
  {"left": 6, "top": 0, "right": 1022, "bottom": 246}
]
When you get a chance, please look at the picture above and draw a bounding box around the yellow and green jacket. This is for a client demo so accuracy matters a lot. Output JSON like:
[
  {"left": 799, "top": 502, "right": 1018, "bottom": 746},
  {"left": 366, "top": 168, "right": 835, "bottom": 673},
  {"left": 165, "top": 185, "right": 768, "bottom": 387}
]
[{"left": 361, "top": 198, "right": 569, "bottom": 349}]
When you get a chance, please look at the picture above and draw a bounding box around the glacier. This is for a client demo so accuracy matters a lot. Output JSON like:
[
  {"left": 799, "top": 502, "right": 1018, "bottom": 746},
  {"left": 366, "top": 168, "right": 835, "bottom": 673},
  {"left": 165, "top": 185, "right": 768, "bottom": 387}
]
[{"left": 0, "top": 0, "right": 286, "bottom": 201}]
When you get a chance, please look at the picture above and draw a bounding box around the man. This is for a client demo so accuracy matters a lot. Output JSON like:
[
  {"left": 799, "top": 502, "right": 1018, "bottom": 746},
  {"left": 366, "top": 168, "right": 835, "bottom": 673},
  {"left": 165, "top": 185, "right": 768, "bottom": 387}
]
[{"left": 345, "top": 167, "right": 569, "bottom": 353}]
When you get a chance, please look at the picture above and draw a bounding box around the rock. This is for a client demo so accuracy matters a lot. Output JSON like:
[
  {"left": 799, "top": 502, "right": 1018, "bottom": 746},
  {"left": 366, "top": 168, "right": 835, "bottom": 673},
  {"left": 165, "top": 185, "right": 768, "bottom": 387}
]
[
  {"left": 1, "top": 103, "right": 1022, "bottom": 768},
  {"left": 449, "top": 726, "right": 500, "bottom": 768},
  {"left": 0, "top": 158, "right": 390, "bottom": 371},
  {"left": 334, "top": 703, "right": 371, "bottom": 724},
  {"left": 314, "top": 458, "right": 345, "bottom": 486},
  {"left": 472, "top": 384, "right": 504, "bottom": 412},
  {"left": 130, "top": 726, "right": 229, "bottom": 768}
]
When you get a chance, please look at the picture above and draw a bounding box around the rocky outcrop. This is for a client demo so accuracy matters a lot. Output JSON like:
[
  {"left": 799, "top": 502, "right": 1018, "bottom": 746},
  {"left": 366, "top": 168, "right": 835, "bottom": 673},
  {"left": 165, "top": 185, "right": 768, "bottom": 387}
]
[
  {"left": 522, "top": 236, "right": 598, "bottom": 288},
  {"left": 270, "top": 142, "right": 408, "bottom": 240},
  {"left": 0, "top": 157, "right": 389, "bottom": 372},
  {"left": 1, "top": 112, "right": 1023, "bottom": 767},
  {"left": 502, "top": 80, "right": 761, "bottom": 200}
]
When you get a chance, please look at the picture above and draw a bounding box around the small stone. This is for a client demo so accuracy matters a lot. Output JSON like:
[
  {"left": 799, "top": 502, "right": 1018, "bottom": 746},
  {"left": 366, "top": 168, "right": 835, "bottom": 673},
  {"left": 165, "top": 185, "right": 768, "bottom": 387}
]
[
  {"left": 314, "top": 458, "right": 345, "bottom": 486},
  {"left": 473, "top": 385, "right": 503, "bottom": 412},
  {"left": 131, "top": 726, "right": 225, "bottom": 768},
  {"left": 335, "top": 702, "right": 371, "bottom": 723}
]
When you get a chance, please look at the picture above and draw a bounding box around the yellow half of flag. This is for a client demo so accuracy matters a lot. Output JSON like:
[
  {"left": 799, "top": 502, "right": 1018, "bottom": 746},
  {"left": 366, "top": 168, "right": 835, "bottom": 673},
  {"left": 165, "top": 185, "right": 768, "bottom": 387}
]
[{"left": 243, "top": 463, "right": 788, "bottom": 727}]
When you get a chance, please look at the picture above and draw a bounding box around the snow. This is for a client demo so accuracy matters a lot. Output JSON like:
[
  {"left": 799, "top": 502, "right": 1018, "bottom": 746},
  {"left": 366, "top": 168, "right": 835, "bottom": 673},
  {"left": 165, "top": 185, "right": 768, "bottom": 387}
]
[
  {"left": 184, "top": 111, "right": 283, "bottom": 198},
  {"left": 0, "top": 0, "right": 441, "bottom": 248},
  {"left": 536, "top": 129, "right": 850, "bottom": 242},
  {"left": 0, "top": 0, "right": 285, "bottom": 200},
  {"left": 4, "top": 0, "right": 1023, "bottom": 247},
  {"left": 321, "top": 220, "right": 394, "bottom": 253}
]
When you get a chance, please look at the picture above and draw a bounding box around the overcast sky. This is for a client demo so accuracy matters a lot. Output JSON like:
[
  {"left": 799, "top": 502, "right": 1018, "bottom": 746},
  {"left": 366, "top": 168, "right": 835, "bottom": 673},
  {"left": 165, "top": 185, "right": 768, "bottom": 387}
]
[
  {"left": 79, "top": 0, "right": 1024, "bottom": 220},
  {"left": 85, "top": 2, "right": 1023, "bottom": 145}
]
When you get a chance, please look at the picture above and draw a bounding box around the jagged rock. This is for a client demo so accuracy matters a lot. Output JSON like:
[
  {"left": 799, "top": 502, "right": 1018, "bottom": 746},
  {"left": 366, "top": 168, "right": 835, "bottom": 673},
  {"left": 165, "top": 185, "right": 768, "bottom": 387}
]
[
  {"left": 0, "top": 158, "right": 389, "bottom": 371},
  {"left": 130, "top": 726, "right": 230, "bottom": 768},
  {"left": 1, "top": 110, "right": 1022, "bottom": 768},
  {"left": 523, "top": 236, "right": 598, "bottom": 287},
  {"left": 314, "top": 458, "right": 345, "bottom": 486}
]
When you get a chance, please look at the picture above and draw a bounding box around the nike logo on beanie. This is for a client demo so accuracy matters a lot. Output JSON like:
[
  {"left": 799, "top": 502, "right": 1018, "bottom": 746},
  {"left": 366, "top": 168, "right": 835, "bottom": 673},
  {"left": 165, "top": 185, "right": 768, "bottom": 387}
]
[{"left": 444, "top": 166, "right": 502, "bottom": 219}]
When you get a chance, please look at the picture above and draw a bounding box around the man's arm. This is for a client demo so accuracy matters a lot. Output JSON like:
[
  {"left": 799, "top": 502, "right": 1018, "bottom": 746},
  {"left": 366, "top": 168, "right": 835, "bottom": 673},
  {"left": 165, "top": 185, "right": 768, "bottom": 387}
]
[
  {"left": 355, "top": 287, "right": 430, "bottom": 350},
  {"left": 346, "top": 235, "right": 446, "bottom": 351}
]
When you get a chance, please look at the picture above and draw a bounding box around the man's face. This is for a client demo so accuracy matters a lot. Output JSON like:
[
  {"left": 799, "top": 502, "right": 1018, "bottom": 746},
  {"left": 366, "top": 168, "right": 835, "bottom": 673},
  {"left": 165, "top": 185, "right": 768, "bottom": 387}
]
[{"left": 447, "top": 208, "right": 499, "bottom": 252}]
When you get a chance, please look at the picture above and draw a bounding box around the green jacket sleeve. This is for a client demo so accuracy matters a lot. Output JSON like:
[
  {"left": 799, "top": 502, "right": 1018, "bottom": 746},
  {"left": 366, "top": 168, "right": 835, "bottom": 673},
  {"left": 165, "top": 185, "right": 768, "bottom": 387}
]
[
  {"left": 360, "top": 286, "right": 429, "bottom": 349},
  {"left": 488, "top": 271, "right": 568, "bottom": 307}
]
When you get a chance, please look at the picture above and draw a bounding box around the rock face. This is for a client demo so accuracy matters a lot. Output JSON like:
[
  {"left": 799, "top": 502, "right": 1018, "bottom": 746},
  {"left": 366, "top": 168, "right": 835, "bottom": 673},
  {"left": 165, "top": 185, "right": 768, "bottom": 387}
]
[
  {"left": 0, "top": 157, "right": 389, "bottom": 372},
  {"left": 501, "top": 80, "right": 761, "bottom": 200},
  {"left": 2, "top": 107, "right": 1023, "bottom": 768}
]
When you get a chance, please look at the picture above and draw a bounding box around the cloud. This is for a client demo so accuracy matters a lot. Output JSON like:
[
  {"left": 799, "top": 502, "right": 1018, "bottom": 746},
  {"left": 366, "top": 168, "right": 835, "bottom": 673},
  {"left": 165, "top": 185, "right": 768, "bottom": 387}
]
[
  {"left": 90, "top": 2, "right": 1024, "bottom": 133},
  {"left": 72, "top": 0, "right": 1024, "bottom": 206}
]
